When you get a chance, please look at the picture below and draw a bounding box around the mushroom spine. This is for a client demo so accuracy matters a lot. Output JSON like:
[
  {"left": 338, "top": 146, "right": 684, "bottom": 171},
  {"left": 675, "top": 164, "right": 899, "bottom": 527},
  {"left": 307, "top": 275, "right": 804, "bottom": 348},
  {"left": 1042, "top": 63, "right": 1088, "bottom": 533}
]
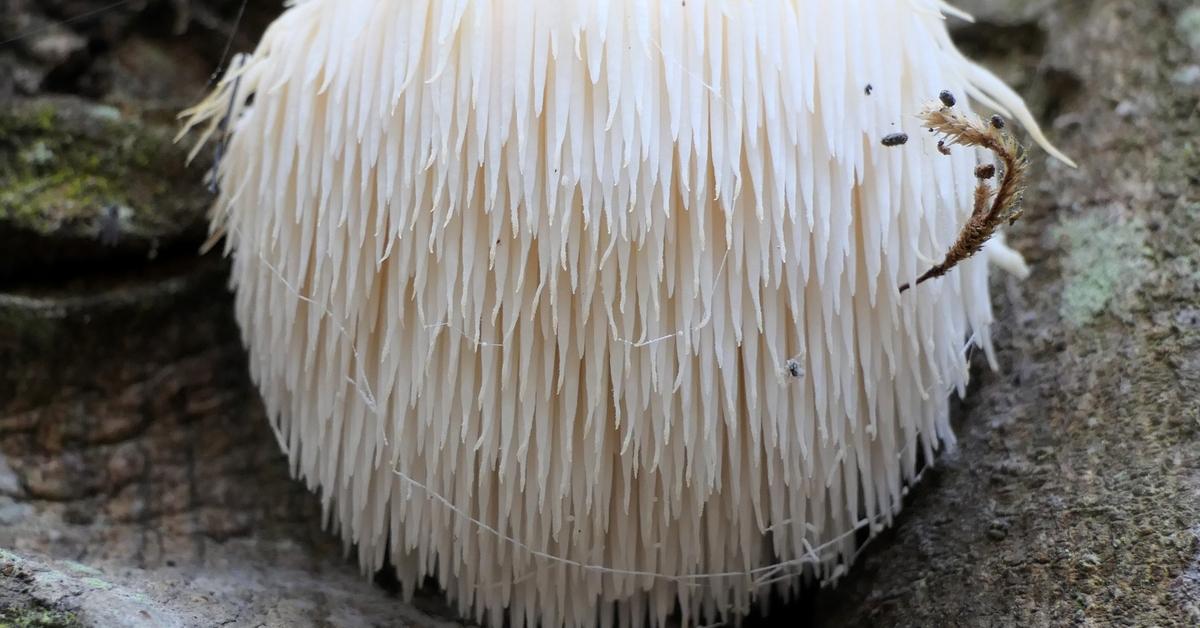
[{"left": 183, "top": 1, "right": 1064, "bottom": 626}]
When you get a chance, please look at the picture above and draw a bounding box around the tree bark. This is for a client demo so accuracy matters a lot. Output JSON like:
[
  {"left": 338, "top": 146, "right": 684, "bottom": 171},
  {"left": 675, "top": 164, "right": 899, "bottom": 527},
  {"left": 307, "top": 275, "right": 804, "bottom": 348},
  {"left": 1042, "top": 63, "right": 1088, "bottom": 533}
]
[{"left": 2, "top": 0, "right": 1198, "bottom": 626}]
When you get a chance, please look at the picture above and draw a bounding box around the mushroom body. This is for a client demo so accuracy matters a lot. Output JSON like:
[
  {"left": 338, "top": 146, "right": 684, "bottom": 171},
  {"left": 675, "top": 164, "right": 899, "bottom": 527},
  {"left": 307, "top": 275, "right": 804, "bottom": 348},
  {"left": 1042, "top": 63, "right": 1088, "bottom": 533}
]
[{"left": 186, "top": 1, "right": 1057, "bottom": 626}]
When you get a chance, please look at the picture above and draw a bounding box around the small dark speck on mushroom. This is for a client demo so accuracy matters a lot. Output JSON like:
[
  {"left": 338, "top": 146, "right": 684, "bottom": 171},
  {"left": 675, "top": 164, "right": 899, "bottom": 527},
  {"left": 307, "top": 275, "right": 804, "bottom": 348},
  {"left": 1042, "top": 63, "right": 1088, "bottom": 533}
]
[
  {"left": 881, "top": 132, "right": 908, "bottom": 147},
  {"left": 785, "top": 359, "right": 804, "bottom": 378},
  {"left": 937, "top": 140, "right": 951, "bottom": 155},
  {"left": 939, "top": 90, "right": 956, "bottom": 107},
  {"left": 864, "top": 84, "right": 873, "bottom": 95},
  {"left": 990, "top": 114, "right": 1006, "bottom": 129},
  {"left": 975, "top": 163, "right": 996, "bottom": 179}
]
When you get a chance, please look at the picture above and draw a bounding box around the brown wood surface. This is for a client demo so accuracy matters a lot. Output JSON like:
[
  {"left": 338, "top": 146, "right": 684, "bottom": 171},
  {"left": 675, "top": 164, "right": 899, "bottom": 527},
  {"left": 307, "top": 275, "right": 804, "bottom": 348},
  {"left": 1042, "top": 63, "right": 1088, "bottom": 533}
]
[{"left": 2, "top": 0, "right": 1198, "bottom": 626}]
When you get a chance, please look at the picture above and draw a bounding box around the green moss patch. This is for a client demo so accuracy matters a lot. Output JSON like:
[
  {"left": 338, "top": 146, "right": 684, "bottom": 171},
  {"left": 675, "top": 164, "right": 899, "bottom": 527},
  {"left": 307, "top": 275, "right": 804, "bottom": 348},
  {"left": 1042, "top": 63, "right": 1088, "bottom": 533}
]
[
  {"left": 0, "top": 98, "right": 209, "bottom": 242},
  {"left": 0, "top": 608, "right": 81, "bottom": 628}
]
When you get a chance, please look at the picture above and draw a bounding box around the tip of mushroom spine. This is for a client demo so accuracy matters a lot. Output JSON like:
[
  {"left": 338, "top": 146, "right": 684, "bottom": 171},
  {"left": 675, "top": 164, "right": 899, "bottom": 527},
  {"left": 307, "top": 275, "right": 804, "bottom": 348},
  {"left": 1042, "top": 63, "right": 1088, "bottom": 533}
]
[
  {"left": 1036, "top": 133, "right": 1080, "bottom": 169},
  {"left": 985, "top": 236, "right": 1032, "bottom": 280}
]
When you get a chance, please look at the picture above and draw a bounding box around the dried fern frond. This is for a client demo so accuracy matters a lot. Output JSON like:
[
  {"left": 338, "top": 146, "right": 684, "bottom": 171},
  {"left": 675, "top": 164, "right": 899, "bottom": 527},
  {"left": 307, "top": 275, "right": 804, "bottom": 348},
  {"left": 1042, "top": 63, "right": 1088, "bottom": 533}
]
[{"left": 900, "top": 103, "right": 1030, "bottom": 293}]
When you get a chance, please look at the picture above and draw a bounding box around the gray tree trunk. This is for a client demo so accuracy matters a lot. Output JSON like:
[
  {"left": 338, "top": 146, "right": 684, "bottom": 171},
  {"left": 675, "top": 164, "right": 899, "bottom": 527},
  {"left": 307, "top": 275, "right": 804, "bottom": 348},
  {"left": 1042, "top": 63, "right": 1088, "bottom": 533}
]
[{"left": 2, "top": 0, "right": 1198, "bottom": 626}]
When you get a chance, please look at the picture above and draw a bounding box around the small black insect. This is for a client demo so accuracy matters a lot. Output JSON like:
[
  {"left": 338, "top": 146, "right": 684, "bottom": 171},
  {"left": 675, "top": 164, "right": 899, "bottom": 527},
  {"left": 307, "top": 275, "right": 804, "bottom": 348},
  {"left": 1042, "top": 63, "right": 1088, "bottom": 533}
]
[
  {"left": 938, "top": 90, "right": 956, "bottom": 107},
  {"left": 975, "top": 164, "right": 996, "bottom": 180},
  {"left": 990, "top": 114, "right": 1006, "bottom": 130},
  {"left": 937, "top": 140, "right": 952, "bottom": 156},
  {"left": 785, "top": 359, "right": 804, "bottom": 378},
  {"left": 881, "top": 132, "right": 908, "bottom": 147},
  {"left": 864, "top": 83, "right": 873, "bottom": 95}
]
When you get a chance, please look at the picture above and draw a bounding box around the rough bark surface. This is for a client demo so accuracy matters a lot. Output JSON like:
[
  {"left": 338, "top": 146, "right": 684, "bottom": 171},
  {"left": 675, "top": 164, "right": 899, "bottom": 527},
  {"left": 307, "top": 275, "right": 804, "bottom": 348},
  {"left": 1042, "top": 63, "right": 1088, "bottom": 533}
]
[{"left": 1, "top": 0, "right": 1198, "bottom": 626}]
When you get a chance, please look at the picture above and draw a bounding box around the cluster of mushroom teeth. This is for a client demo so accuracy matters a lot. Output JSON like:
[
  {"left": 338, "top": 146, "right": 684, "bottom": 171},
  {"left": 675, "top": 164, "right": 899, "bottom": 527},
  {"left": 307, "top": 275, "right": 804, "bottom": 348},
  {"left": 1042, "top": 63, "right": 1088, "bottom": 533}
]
[{"left": 181, "top": 1, "right": 1070, "bottom": 627}]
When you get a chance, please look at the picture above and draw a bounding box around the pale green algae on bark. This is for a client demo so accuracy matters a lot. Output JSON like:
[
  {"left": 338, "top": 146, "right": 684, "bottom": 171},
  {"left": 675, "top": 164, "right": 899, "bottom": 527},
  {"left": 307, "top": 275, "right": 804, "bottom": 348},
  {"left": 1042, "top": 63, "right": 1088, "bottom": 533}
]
[{"left": 1054, "top": 214, "right": 1150, "bottom": 328}]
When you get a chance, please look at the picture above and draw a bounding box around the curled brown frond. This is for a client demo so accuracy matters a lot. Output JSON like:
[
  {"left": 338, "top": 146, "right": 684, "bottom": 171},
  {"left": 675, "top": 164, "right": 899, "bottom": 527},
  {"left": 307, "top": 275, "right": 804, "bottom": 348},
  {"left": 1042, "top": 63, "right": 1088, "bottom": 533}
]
[{"left": 899, "top": 101, "right": 1029, "bottom": 293}]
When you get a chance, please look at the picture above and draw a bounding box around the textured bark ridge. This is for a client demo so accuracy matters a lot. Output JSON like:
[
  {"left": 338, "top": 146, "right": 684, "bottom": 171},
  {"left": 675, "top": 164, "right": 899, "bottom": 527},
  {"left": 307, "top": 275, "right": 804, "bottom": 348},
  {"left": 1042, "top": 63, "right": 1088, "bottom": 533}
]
[
  {"left": 2, "top": 0, "right": 1199, "bottom": 626},
  {"left": 0, "top": 262, "right": 461, "bottom": 628}
]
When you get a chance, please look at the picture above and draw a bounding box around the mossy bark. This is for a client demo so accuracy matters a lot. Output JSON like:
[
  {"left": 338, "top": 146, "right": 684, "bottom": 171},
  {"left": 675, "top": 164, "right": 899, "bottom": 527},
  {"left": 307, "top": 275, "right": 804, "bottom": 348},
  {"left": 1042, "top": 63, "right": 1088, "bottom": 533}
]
[
  {"left": 2, "top": 0, "right": 1198, "bottom": 626},
  {"left": 0, "top": 97, "right": 216, "bottom": 286}
]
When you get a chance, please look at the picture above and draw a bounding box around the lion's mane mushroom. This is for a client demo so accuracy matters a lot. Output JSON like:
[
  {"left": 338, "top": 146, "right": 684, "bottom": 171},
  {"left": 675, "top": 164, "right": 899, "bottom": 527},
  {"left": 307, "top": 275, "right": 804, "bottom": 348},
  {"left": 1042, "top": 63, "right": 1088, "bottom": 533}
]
[{"left": 183, "top": 1, "right": 1067, "bottom": 626}]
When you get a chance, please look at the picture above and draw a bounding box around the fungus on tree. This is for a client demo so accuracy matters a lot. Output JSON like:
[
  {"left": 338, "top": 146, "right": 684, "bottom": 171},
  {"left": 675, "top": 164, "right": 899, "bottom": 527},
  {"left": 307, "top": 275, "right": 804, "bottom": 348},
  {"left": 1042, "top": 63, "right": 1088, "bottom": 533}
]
[{"left": 182, "top": 1, "right": 1070, "bottom": 626}]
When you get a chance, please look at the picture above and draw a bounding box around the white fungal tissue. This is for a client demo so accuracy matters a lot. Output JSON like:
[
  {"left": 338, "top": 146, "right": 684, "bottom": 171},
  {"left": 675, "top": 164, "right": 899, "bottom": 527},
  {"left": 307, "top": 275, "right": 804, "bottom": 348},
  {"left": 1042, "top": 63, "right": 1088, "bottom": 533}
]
[{"left": 185, "top": 1, "right": 1061, "bottom": 626}]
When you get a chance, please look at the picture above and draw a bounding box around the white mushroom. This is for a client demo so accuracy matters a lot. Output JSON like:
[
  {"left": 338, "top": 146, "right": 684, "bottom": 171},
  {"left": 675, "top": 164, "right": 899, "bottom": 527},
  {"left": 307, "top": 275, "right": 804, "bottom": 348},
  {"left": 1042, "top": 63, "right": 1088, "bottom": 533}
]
[{"left": 183, "top": 1, "right": 1065, "bottom": 626}]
